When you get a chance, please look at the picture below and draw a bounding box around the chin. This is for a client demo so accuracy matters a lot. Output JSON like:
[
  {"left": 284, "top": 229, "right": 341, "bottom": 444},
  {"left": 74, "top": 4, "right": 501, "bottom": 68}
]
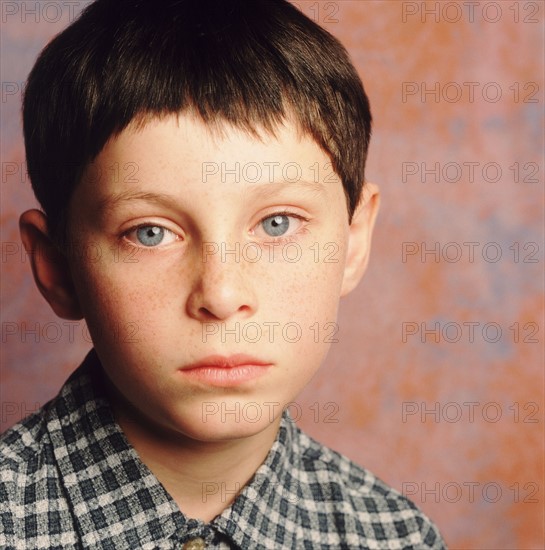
[{"left": 173, "top": 415, "right": 278, "bottom": 443}]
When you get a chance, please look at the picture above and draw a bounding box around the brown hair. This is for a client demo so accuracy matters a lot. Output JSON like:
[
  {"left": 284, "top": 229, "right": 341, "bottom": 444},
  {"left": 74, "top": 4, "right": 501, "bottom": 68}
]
[{"left": 23, "top": 0, "right": 372, "bottom": 244}]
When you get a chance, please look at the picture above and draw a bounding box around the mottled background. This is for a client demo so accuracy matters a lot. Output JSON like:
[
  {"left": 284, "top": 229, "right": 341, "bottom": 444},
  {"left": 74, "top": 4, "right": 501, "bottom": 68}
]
[{"left": 1, "top": 1, "right": 543, "bottom": 548}]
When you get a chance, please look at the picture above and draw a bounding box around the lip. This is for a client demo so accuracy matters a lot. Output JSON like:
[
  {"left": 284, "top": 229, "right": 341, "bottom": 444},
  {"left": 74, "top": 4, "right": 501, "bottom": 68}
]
[{"left": 179, "top": 354, "right": 273, "bottom": 387}]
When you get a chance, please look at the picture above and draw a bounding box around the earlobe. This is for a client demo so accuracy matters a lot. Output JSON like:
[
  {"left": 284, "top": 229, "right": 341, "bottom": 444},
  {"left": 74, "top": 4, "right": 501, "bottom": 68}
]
[
  {"left": 340, "top": 183, "right": 380, "bottom": 297},
  {"left": 19, "top": 209, "right": 83, "bottom": 320}
]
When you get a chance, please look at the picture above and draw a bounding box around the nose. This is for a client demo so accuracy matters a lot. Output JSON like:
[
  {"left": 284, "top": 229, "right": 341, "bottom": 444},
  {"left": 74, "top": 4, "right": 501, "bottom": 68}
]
[{"left": 186, "top": 243, "right": 257, "bottom": 322}]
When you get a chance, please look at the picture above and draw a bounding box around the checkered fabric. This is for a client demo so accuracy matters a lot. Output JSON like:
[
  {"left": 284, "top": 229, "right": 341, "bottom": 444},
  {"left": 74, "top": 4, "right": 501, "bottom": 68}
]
[{"left": 1, "top": 350, "right": 446, "bottom": 549}]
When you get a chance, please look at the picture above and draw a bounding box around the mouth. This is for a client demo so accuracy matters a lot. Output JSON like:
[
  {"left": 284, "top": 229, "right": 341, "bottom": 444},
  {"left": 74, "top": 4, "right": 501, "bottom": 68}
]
[{"left": 179, "top": 354, "right": 273, "bottom": 386}]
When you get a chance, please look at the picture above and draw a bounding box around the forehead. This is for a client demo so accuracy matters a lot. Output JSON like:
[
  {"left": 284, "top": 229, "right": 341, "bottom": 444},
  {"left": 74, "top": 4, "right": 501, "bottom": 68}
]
[
  {"left": 72, "top": 112, "right": 348, "bottom": 224},
  {"left": 85, "top": 112, "right": 341, "bottom": 193},
  {"left": 104, "top": 112, "right": 325, "bottom": 166}
]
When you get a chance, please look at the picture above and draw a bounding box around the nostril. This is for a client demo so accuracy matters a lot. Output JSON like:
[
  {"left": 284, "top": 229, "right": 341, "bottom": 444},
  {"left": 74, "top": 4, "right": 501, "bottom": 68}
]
[
  {"left": 198, "top": 307, "right": 218, "bottom": 320},
  {"left": 198, "top": 303, "right": 251, "bottom": 321}
]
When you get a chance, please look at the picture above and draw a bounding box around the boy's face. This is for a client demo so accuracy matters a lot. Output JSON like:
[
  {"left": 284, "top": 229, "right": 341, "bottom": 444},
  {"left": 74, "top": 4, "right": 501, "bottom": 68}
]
[{"left": 55, "top": 113, "right": 377, "bottom": 442}]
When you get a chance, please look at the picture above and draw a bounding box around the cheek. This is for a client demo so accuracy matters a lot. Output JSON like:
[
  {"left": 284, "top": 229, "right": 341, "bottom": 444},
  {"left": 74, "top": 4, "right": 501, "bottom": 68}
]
[
  {"left": 263, "top": 252, "right": 346, "bottom": 359},
  {"left": 270, "top": 241, "right": 347, "bottom": 315},
  {"left": 70, "top": 254, "right": 179, "bottom": 347}
]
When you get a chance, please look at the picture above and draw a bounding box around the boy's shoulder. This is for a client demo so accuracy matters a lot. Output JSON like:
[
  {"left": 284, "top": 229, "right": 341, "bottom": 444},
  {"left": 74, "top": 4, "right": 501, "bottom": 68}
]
[
  {"left": 1, "top": 352, "right": 446, "bottom": 549},
  {"left": 297, "top": 426, "right": 421, "bottom": 510},
  {"left": 288, "top": 426, "right": 445, "bottom": 548},
  {"left": 0, "top": 395, "right": 81, "bottom": 549},
  {"left": 1, "top": 402, "right": 49, "bottom": 465},
  {"left": 0, "top": 352, "right": 100, "bottom": 472}
]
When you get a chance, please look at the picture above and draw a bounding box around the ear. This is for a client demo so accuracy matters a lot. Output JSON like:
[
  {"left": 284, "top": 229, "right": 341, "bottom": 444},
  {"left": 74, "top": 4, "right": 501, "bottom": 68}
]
[
  {"left": 19, "top": 209, "right": 83, "bottom": 320},
  {"left": 340, "top": 182, "right": 380, "bottom": 297}
]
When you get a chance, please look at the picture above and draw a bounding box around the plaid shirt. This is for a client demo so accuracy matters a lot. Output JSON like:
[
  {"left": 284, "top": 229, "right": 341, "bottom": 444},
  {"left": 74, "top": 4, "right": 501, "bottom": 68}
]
[{"left": 1, "top": 351, "right": 446, "bottom": 549}]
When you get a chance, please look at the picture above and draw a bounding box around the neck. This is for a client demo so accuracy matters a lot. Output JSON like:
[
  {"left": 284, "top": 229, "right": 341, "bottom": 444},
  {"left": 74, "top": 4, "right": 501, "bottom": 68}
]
[{"left": 110, "top": 397, "right": 281, "bottom": 522}]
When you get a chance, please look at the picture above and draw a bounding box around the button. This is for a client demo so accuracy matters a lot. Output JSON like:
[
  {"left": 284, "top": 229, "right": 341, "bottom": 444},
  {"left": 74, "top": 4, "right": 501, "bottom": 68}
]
[{"left": 182, "top": 537, "right": 206, "bottom": 550}]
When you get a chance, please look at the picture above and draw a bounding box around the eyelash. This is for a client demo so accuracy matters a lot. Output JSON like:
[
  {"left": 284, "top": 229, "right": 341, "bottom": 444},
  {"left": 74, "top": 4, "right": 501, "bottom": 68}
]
[
  {"left": 119, "top": 210, "right": 310, "bottom": 249},
  {"left": 120, "top": 224, "right": 179, "bottom": 251}
]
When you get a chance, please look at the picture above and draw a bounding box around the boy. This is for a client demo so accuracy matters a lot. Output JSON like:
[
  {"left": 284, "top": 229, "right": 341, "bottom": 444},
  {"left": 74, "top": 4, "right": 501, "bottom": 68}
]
[{"left": 0, "top": 0, "right": 446, "bottom": 548}]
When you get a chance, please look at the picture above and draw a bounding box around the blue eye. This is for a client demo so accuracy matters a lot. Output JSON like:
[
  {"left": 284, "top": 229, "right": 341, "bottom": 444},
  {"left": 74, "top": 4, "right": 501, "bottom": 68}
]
[
  {"left": 135, "top": 226, "right": 166, "bottom": 247},
  {"left": 123, "top": 224, "right": 179, "bottom": 248},
  {"left": 261, "top": 215, "right": 290, "bottom": 237}
]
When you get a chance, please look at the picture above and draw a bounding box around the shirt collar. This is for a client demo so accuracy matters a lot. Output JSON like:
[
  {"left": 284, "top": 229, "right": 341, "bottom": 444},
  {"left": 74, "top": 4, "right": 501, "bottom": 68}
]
[
  {"left": 212, "top": 407, "right": 304, "bottom": 548},
  {"left": 46, "top": 349, "right": 304, "bottom": 549}
]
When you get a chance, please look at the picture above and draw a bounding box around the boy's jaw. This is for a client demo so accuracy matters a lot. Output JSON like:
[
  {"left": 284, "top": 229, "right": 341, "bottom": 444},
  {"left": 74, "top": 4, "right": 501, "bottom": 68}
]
[{"left": 25, "top": 112, "right": 378, "bottom": 443}]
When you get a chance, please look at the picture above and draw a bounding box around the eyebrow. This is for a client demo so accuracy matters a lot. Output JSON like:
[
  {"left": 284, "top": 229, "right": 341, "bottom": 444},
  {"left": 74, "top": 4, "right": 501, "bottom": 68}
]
[
  {"left": 98, "top": 191, "right": 177, "bottom": 212},
  {"left": 98, "top": 180, "right": 326, "bottom": 211},
  {"left": 242, "top": 180, "right": 326, "bottom": 201}
]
